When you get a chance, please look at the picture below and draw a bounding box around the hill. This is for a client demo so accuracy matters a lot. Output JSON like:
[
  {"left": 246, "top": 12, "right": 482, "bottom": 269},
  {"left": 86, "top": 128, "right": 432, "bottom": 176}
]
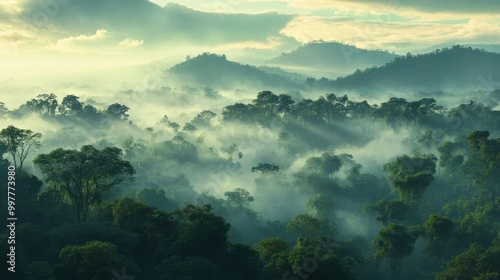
[
  {"left": 267, "top": 41, "right": 398, "bottom": 78},
  {"left": 169, "top": 53, "right": 308, "bottom": 90},
  {"left": 414, "top": 43, "right": 500, "bottom": 55},
  {"left": 330, "top": 45, "right": 500, "bottom": 93}
]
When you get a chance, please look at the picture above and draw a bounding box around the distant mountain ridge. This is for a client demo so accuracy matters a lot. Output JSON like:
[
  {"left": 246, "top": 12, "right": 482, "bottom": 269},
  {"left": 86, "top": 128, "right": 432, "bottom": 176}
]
[
  {"left": 168, "top": 46, "right": 500, "bottom": 95},
  {"left": 328, "top": 45, "right": 500, "bottom": 93},
  {"left": 414, "top": 43, "right": 500, "bottom": 55},
  {"left": 267, "top": 41, "right": 398, "bottom": 77},
  {"left": 169, "top": 53, "right": 307, "bottom": 90}
]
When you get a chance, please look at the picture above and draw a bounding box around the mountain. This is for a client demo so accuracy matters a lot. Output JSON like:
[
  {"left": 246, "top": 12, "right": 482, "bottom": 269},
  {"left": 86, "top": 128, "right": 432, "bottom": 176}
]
[
  {"left": 329, "top": 45, "right": 500, "bottom": 94},
  {"left": 168, "top": 53, "right": 308, "bottom": 90},
  {"left": 414, "top": 43, "right": 500, "bottom": 55},
  {"left": 267, "top": 41, "right": 398, "bottom": 78}
]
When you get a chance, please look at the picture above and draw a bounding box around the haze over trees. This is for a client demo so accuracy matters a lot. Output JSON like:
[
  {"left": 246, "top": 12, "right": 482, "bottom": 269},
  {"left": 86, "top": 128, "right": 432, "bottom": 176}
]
[{"left": 0, "top": 45, "right": 500, "bottom": 280}]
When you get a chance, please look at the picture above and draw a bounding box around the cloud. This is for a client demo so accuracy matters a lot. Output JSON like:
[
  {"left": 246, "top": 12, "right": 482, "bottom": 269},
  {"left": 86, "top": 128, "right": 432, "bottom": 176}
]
[
  {"left": 118, "top": 38, "right": 144, "bottom": 48},
  {"left": 17, "top": 0, "right": 293, "bottom": 48},
  {"left": 287, "top": 0, "right": 500, "bottom": 15},
  {"left": 50, "top": 29, "right": 110, "bottom": 52},
  {"left": 281, "top": 16, "right": 500, "bottom": 52},
  {"left": 2, "top": 0, "right": 500, "bottom": 59}
]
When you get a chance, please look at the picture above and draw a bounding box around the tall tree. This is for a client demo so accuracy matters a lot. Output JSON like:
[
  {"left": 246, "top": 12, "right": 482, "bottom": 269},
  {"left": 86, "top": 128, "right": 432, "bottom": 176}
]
[
  {"left": 383, "top": 154, "right": 437, "bottom": 205},
  {"left": 191, "top": 110, "right": 217, "bottom": 127},
  {"left": 34, "top": 145, "right": 135, "bottom": 222},
  {"left": 58, "top": 95, "right": 83, "bottom": 116},
  {"left": 224, "top": 188, "right": 254, "bottom": 208},
  {"left": 25, "top": 93, "right": 58, "bottom": 115},
  {"left": 0, "top": 125, "right": 42, "bottom": 170},
  {"left": 106, "top": 103, "right": 130, "bottom": 120},
  {"left": 373, "top": 224, "right": 415, "bottom": 280},
  {"left": 55, "top": 241, "right": 138, "bottom": 280}
]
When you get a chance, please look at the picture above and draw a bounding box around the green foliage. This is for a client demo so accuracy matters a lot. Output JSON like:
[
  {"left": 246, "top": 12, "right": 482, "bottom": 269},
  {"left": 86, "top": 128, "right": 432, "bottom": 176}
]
[
  {"left": 435, "top": 242, "right": 500, "bottom": 280},
  {"left": 0, "top": 125, "right": 42, "bottom": 170},
  {"left": 26, "top": 261, "right": 56, "bottom": 280},
  {"left": 112, "top": 197, "right": 155, "bottom": 233},
  {"left": 34, "top": 145, "right": 135, "bottom": 222},
  {"left": 221, "top": 143, "right": 243, "bottom": 160},
  {"left": 424, "top": 214, "right": 454, "bottom": 241},
  {"left": 333, "top": 45, "right": 500, "bottom": 92},
  {"left": 367, "top": 199, "right": 409, "bottom": 226},
  {"left": 255, "top": 237, "right": 290, "bottom": 273},
  {"left": 191, "top": 110, "right": 217, "bottom": 127},
  {"left": 287, "top": 214, "right": 334, "bottom": 241},
  {"left": 55, "top": 240, "right": 138, "bottom": 280},
  {"left": 24, "top": 93, "right": 58, "bottom": 115},
  {"left": 58, "top": 95, "right": 83, "bottom": 116},
  {"left": 307, "top": 194, "right": 334, "bottom": 220},
  {"left": 383, "top": 153, "right": 437, "bottom": 205},
  {"left": 136, "top": 188, "right": 176, "bottom": 211},
  {"left": 304, "top": 153, "right": 342, "bottom": 177},
  {"left": 464, "top": 131, "right": 500, "bottom": 193},
  {"left": 373, "top": 224, "right": 415, "bottom": 278},
  {"left": 251, "top": 162, "right": 280, "bottom": 174},
  {"left": 159, "top": 135, "right": 199, "bottom": 163},
  {"left": 154, "top": 255, "right": 217, "bottom": 280},
  {"left": 47, "top": 222, "right": 139, "bottom": 258},
  {"left": 172, "top": 204, "right": 231, "bottom": 260},
  {"left": 106, "top": 103, "right": 130, "bottom": 120},
  {"left": 224, "top": 188, "right": 254, "bottom": 208},
  {"left": 287, "top": 237, "right": 356, "bottom": 280},
  {"left": 225, "top": 244, "right": 263, "bottom": 280}
]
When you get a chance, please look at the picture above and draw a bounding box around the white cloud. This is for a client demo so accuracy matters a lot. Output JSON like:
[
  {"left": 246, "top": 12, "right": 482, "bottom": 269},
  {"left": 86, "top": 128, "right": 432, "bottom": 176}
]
[
  {"left": 56, "top": 29, "right": 108, "bottom": 44},
  {"left": 286, "top": 0, "right": 500, "bottom": 15},
  {"left": 118, "top": 38, "right": 144, "bottom": 48},
  {"left": 281, "top": 16, "right": 500, "bottom": 52},
  {"left": 50, "top": 29, "right": 110, "bottom": 52}
]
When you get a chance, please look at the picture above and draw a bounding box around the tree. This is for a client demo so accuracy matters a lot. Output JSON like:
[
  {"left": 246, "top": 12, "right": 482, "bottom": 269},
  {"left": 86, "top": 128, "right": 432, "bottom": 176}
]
[
  {"left": 0, "top": 125, "right": 42, "bottom": 170},
  {"left": 106, "top": 103, "right": 130, "bottom": 120},
  {"left": 423, "top": 214, "right": 454, "bottom": 258},
  {"left": 55, "top": 241, "right": 137, "bottom": 280},
  {"left": 435, "top": 243, "right": 500, "bottom": 280},
  {"left": 254, "top": 237, "right": 290, "bottom": 273},
  {"left": 465, "top": 131, "right": 500, "bottom": 194},
  {"left": 25, "top": 93, "right": 58, "bottom": 115},
  {"left": 253, "top": 90, "right": 279, "bottom": 110},
  {"left": 366, "top": 199, "right": 409, "bottom": 226},
  {"left": 221, "top": 143, "right": 243, "bottom": 160},
  {"left": 225, "top": 244, "right": 262, "bottom": 280},
  {"left": 304, "top": 153, "right": 342, "bottom": 177},
  {"left": 171, "top": 204, "right": 231, "bottom": 261},
  {"left": 251, "top": 163, "right": 280, "bottom": 174},
  {"left": 191, "top": 110, "right": 217, "bottom": 127},
  {"left": 277, "top": 94, "right": 295, "bottom": 114},
  {"left": 34, "top": 145, "right": 135, "bottom": 222},
  {"left": 424, "top": 214, "right": 454, "bottom": 241},
  {"left": 154, "top": 256, "right": 217, "bottom": 280},
  {"left": 383, "top": 153, "right": 437, "bottom": 205},
  {"left": 58, "top": 95, "right": 83, "bottom": 116},
  {"left": 182, "top": 122, "right": 197, "bottom": 132},
  {"left": 222, "top": 103, "right": 250, "bottom": 122},
  {"left": 112, "top": 197, "right": 155, "bottom": 234},
  {"left": 287, "top": 214, "right": 334, "bottom": 241},
  {"left": 224, "top": 188, "right": 254, "bottom": 208},
  {"left": 373, "top": 224, "right": 415, "bottom": 280},
  {"left": 307, "top": 194, "right": 335, "bottom": 220},
  {"left": 136, "top": 188, "right": 176, "bottom": 211}
]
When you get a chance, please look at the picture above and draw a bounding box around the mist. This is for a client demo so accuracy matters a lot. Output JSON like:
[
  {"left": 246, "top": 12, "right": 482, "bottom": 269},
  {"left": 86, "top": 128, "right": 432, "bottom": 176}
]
[{"left": 1, "top": 1, "right": 500, "bottom": 280}]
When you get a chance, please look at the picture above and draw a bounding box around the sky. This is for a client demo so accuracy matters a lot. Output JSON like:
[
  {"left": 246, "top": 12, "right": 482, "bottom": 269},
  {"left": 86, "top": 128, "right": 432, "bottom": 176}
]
[{"left": 1, "top": 0, "right": 500, "bottom": 79}]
